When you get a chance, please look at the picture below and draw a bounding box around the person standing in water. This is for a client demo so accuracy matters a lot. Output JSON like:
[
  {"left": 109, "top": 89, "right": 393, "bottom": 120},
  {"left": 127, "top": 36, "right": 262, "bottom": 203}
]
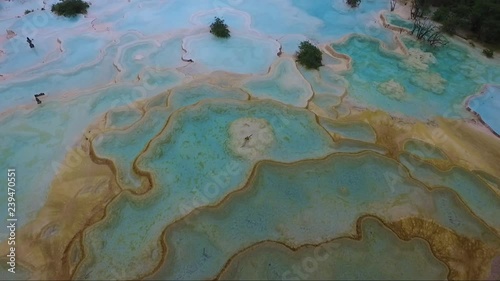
[
  {"left": 26, "top": 37, "right": 35, "bottom": 48},
  {"left": 34, "top": 93, "right": 45, "bottom": 104}
]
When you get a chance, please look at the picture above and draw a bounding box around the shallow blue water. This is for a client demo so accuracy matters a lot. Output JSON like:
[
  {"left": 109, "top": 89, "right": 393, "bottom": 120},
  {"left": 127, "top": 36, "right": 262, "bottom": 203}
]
[
  {"left": 183, "top": 33, "right": 279, "bottom": 74},
  {"left": 218, "top": 218, "right": 448, "bottom": 280},
  {"left": 383, "top": 12, "right": 413, "bottom": 29},
  {"left": 0, "top": 74, "right": 185, "bottom": 230},
  {"left": 75, "top": 99, "right": 337, "bottom": 280},
  {"left": 333, "top": 35, "right": 500, "bottom": 119},
  {"left": 291, "top": 0, "right": 394, "bottom": 45},
  {"left": 0, "top": 1, "right": 499, "bottom": 278},
  {"left": 468, "top": 85, "right": 500, "bottom": 134},
  {"left": 403, "top": 139, "right": 448, "bottom": 160},
  {"left": 400, "top": 152, "right": 500, "bottom": 229},
  {"left": 150, "top": 152, "right": 496, "bottom": 280},
  {"left": 243, "top": 58, "right": 312, "bottom": 107}
]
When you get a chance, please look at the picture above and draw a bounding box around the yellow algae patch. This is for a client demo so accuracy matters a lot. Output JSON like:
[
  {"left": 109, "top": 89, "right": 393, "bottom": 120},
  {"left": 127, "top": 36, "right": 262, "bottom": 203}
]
[
  {"left": 377, "top": 79, "right": 407, "bottom": 100},
  {"left": 228, "top": 118, "right": 275, "bottom": 161},
  {"left": 340, "top": 110, "right": 500, "bottom": 178},
  {"left": 417, "top": 117, "right": 500, "bottom": 179},
  {"left": 474, "top": 171, "right": 500, "bottom": 195},
  {"left": 388, "top": 218, "right": 500, "bottom": 280},
  {"left": 308, "top": 101, "right": 338, "bottom": 120},
  {"left": 0, "top": 146, "right": 120, "bottom": 280}
]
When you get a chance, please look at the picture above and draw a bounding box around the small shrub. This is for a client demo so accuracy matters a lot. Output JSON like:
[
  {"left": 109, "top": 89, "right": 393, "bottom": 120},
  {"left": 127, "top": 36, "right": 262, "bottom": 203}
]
[
  {"left": 24, "top": 9, "right": 34, "bottom": 15},
  {"left": 51, "top": 0, "right": 90, "bottom": 17},
  {"left": 296, "top": 41, "right": 323, "bottom": 70},
  {"left": 210, "top": 17, "right": 230, "bottom": 38},
  {"left": 482, "top": 48, "right": 494, "bottom": 58},
  {"left": 346, "top": 0, "right": 361, "bottom": 8}
]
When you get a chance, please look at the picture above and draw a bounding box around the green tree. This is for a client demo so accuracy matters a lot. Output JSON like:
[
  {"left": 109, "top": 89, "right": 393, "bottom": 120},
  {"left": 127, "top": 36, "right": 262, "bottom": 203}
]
[
  {"left": 346, "top": 0, "right": 361, "bottom": 8},
  {"left": 210, "top": 17, "right": 230, "bottom": 38},
  {"left": 296, "top": 41, "right": 323, "bottom": 70},
  {"left": 482, "top": 48, "right": 494, "bottom": 58},
  {"left": 410, "top": 0, "right": 431, "bottom": 19},
  {"left": 440, "top": 15, "right": 460, "bottom": 35},
  {"left": 51, "top": 0, "right": 90, "bottom": 17},
  {"left": 429, "top": 0, "right": 500, "bottom": 44},
  {"left": 431, "top": 7, "right": 448, "bottom": 22}
]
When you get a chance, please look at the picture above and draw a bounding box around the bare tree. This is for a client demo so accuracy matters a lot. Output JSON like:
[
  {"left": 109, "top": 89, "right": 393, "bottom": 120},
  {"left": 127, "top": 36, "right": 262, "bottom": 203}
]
[
  {"left": 410, "top": 0, "right": 426, "bottom": 19},
  {"left": 427, "top": 30, "right": 448, "bottom": 47},
  {"left": 411, "top": 17, "right": 448, "bottom": 47}
]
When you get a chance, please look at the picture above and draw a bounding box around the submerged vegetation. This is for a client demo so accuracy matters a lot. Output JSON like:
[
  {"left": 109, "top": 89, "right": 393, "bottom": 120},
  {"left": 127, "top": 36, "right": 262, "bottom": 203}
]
[
  {"left": 296, "top": 41, "right": 323, "bottom": 70},
  {"left": 210, "top": 17, "right": 230, "bottom": 38},
  {"left": 51, "top": 0, "right": 90, "bottom": 17}
]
